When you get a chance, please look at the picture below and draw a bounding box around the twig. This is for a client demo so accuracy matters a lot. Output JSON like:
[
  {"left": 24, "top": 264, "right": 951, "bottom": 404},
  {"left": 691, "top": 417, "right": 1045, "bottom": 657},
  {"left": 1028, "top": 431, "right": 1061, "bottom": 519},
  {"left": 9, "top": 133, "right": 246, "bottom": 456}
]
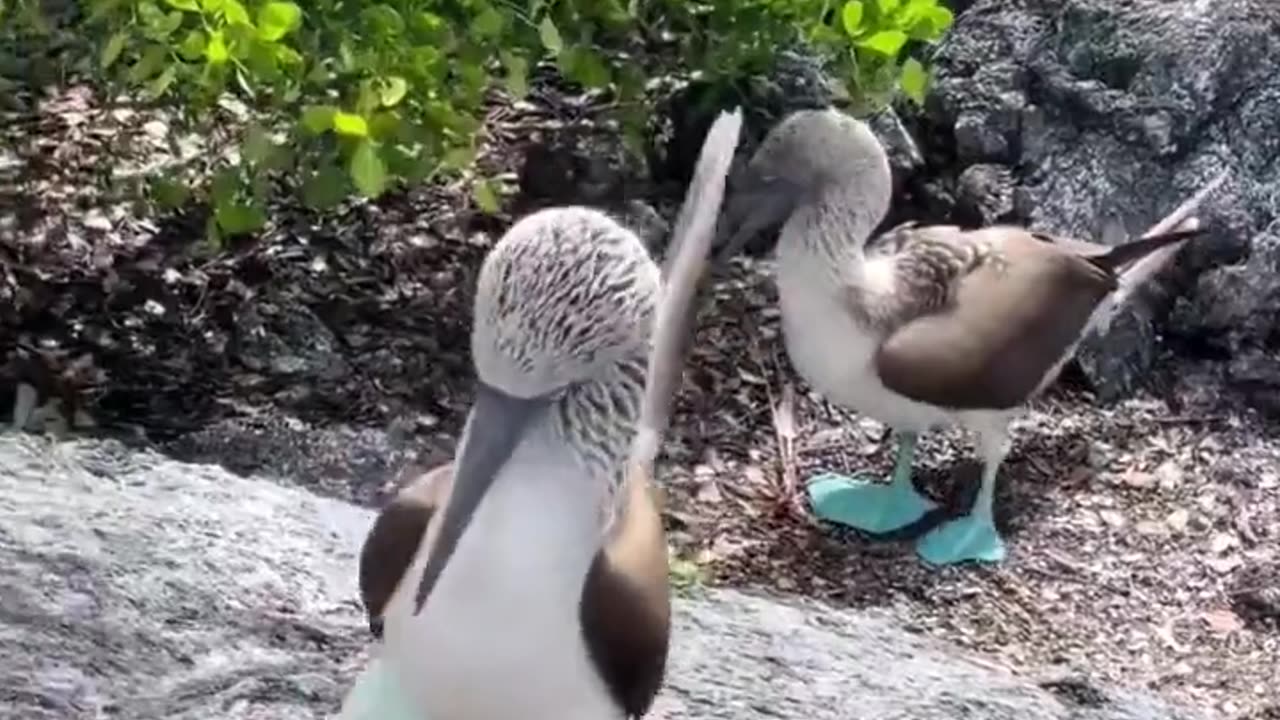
[
  {"left": 768, "top": 380, "right": 802, "bottom": 516},
  {"left": 1151, "top": 415, "right": 1226, "bottom": 425}
]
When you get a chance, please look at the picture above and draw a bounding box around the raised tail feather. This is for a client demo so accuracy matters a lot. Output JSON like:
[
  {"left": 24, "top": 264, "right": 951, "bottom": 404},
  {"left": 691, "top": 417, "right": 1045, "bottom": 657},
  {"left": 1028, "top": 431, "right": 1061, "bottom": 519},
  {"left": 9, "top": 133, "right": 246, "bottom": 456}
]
[
  {"left": 633, "top": 107, "right": 743, "bottom": 467},
  {"left": 1088, "top": 226, "right": 1204, "bottom": 273}
]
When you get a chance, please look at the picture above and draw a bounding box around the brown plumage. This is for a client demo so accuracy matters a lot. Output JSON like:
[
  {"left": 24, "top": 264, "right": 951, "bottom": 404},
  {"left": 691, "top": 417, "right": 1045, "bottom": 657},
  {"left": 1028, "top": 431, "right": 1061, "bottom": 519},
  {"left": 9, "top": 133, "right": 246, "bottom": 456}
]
[
  {"left": 358, "top": 463, "right": 452, "bottom": 640},
  {"left": 868, "top": 223, "right": 1203, "bottom": 411},
  {"left": 578, "top": 460, "right": 670, "bottom": 717}
]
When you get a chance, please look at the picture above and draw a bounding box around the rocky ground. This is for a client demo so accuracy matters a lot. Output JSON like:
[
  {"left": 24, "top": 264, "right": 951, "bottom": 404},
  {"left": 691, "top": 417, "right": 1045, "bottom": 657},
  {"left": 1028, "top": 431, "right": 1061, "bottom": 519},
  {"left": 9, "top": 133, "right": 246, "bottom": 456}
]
[
  {"left": 2, "top": 77, "right": 1276, "bottom": 720},
  {"left": 0, "top": 432, "right": 1220, "bottom": 720},
  {"left": 4, "top": 0, "right": 1280, "bottom": 715}
]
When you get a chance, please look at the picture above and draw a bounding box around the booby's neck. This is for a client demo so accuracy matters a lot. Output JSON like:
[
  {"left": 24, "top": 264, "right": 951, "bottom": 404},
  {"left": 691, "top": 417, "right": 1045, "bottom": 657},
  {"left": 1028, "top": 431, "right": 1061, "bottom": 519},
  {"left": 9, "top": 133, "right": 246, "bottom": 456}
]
[
  {"left": 543, "top": 353, "right": 648, "bottom": 527},
  {"left": 775, "top": 185, "right": 889, "bottom": 306}
]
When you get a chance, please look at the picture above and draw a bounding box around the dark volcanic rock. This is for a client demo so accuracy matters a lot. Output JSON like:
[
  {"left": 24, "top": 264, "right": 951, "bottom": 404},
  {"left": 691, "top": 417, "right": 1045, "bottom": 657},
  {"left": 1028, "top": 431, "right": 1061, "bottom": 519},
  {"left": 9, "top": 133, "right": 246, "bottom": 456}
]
[
  {"left": 915, "top": 0, "right": 1280, "bottom": 403},
  {"left": 1, "top": 433, "right": 1212, "bottom": 720},
  {"left": 678, "top": 0, "right": 1280, "bottom": 408}
]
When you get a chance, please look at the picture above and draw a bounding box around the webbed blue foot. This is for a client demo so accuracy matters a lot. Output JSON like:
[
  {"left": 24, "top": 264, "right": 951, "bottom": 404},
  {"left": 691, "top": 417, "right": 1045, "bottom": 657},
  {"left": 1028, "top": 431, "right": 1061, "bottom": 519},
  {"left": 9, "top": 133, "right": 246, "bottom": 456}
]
[
  {"left": 807, "top": 471, "right": 935, "bottom": 534},
  {"left": 916, "top": 512, "right": 1006, "bottom": 565},
  {"left": 806, "top": 431, "right": 934, "bottom": 534},
  {"left": 336, "top": 654, "right": 422, "bottom": 720}
]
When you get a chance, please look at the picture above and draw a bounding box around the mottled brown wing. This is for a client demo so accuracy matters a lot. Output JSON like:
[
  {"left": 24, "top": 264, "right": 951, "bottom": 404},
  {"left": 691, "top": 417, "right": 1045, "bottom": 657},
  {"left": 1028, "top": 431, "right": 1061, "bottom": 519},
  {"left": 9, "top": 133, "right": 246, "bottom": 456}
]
[
  {"left": 358, "top": 463, "right": 454, "bottom": 639},
  {"left": 857, "top": 224, "right": 989, "bottom": 324},
  {"left": 579, "top": 464, "right": 671, "bottom": 718},
  {"left": 874, "top": 229, "right": 1118, "bottom": 410}
]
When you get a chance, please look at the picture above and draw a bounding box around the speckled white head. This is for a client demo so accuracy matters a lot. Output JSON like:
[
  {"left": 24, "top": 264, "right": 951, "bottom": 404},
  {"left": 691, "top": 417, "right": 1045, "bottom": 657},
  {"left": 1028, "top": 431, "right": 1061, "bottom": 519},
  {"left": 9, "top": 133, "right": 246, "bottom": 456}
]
[
  {"left": 471, "top": 206, "right": 661, "bottom": 399},
  {"left": 411, "top": 205, "right": 663, "bottom": 615}
]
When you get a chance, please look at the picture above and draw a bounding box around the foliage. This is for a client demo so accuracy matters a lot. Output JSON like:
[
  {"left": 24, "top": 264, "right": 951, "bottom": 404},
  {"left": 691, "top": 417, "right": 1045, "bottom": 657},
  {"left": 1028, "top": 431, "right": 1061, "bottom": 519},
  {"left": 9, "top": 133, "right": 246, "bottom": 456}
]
[{"left": 1, "top": 0, "right": 953, "bottom": 244}]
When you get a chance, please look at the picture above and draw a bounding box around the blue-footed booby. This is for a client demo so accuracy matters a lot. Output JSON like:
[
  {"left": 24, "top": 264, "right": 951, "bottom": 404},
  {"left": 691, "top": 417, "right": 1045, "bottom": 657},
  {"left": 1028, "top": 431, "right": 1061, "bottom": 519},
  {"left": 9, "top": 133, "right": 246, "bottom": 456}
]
[
  {"left": 336, "top": 107, "right": 743, "bottom": 720},
  {"left": 716, "top": 107, "right": 1223, "bottom": 565}
]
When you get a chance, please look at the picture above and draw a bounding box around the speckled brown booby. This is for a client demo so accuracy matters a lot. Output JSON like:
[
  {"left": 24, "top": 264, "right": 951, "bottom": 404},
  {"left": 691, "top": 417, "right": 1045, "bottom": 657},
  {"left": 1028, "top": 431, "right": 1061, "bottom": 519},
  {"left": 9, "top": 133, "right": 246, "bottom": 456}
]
[
  {"left": 336, "top": 107, "right": 743, "bottom": 720},
  {"left": 716, "top": 107, "right": 1223, "bottom": 565}
]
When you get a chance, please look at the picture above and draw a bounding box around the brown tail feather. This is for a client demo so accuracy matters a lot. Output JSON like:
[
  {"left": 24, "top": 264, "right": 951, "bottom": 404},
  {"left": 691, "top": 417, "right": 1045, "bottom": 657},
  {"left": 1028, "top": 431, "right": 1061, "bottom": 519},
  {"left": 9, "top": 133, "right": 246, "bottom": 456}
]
[{"left": 1089, "top": 227, "right": 1204, "bottom": 273}]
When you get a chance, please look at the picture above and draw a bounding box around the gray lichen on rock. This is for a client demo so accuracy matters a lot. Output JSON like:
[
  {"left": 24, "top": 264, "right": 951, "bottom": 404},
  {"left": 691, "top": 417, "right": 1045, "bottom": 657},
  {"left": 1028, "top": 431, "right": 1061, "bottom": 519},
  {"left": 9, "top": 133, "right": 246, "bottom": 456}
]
[{"left": 0, "top": 434, "right": 1212, "bottom": 720}]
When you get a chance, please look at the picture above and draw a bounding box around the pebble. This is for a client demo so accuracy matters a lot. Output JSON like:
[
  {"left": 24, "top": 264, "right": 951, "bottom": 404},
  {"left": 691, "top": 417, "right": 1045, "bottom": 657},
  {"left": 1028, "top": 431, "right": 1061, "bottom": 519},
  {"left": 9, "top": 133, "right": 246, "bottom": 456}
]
[{"left": 1166, "top": 509, "right": 1190, "bottom": 532}]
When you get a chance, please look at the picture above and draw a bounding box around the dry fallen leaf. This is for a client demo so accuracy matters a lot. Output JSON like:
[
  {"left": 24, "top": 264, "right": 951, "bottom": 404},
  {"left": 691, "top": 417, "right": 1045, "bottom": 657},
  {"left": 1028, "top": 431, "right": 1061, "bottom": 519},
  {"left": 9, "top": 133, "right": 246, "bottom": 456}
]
[
  {"left": 1202, "top": 609, "right": 1244, "bottom": 634},
  {"left": 1100, "top": 509, "right": 1127, "bottom": 529},
  {"left": 1123, "top": 470, "right": 1157, "bottom": 489},
  {"left": 1155, "top": 460, "right": 1184, "bottom": 490},
  {"left": 1209, "top": 532, "right": 1237, "bottom": 554},
  {"left": 1166, "top": 509, "right": 1190, "bottom": 533},
  {"left": 1206, "top": 555, "right": 1244, "bottom": 574}
]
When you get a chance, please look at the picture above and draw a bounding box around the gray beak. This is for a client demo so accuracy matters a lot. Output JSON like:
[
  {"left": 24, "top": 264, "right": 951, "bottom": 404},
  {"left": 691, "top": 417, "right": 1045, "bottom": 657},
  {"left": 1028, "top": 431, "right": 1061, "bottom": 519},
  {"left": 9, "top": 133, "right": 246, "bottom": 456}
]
[
  {"left": 412, "top": 382, "right": 553, "bottom": 614},
  {"left": 714, "top": 174, "right": 802, "bottom": 264}
]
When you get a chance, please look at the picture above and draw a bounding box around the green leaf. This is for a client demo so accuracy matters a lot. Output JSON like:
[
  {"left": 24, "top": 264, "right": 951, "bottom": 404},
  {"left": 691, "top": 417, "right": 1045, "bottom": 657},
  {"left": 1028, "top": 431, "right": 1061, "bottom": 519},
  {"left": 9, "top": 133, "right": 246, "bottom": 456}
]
[
  {"left": 925, "top": 5, "right": 953, "bottom": 35},
  {"left": 273, "top": 43, "right": 302, "bottom": 67},
  {"left": 332, "top": 111, "right": 368, "bottom": 137},
  {"left": 136, "top": 4, "right": 180, "bottom": 41},
  {"left": 302, "top": 164, "right": 348, "bottom": 209},
  {"left": 100, "top": 30, "right": 127, "bottom": 69},
  {"left": 87, "top": 0, "right": 127, "bottom": 24},
  {"left": 215, "top": 198, "right": 267, "bottom": 235},
  {"left": 176, "top": 28, "right": 206, "bottom": 60},
  {"left": 150, "top": 176, "right": 191, "bottom": 209},
  {"left": 205, "top": 215, "right": 223, "bottom": 250},
  {"left": 143, "top": 65, "right": 178, "bottom": 99},
  {"left": 441, "top": 145, "right": 476, "bottom": 170},
  {"left": 349, "top": 140, "right": 388, "bottom": 198},
  {"left": 560, "top": 47, "right": 610, "bottom": 89},
  {"left": 356, "top": 80, "right": 381, "bottom": 116},
  {"left": 538, "top": 16, "right": 563, "bottom": 54},
  {"left": 895, "top": 0, "right": 931, "bottom": 27},
  {"left": 163, "top": 0, "right": 199, "bottom": 10},
  {"left": 361, "top": 4, "right": 405, "bottom": 34},
  {"left": 241, "top": 125, "right": 276, "bottom": 165},
  {"left": 472, "top": 178, "right": 500, "bottom": 214},
  {"left": 501, "top": 50, "right": 529, "bottom": 98},
  {"left": 876, "top": 0, "right": 900, "bottom": 15},
  {"left": 378, "top": 76, "right": 408, "bottom": 107},
  {"left": 840, "top": 1, "right": 863, "bottom": 35},
  {"left": 220, "top": 0, "right": 251, "bottom": 26},
  {"left": 300, "top": 104, "right": 336, "bottom": 134},
  {"left": 368, "top": 111, "right": 403, "bottom": 140},
  {"left": 210, "top": 167, "right": 239, "bottom": 206},
  {"left": 899, "top": 56, "right": 928, "bottom": 105},
  {"left": 470, "top": 6, "right": 504, "bottom": 38},
  {"left": 128, "top": 44, "right": 167, "bottom": 82},
  {"left": 857, "top": 29, "right": 908, "bottom": 56},
  {"left": 257, "top": 1, "right": 301, "bottom": 41},
  {"left": 205, "top": 30, "right": 229, "bottom": 63}
]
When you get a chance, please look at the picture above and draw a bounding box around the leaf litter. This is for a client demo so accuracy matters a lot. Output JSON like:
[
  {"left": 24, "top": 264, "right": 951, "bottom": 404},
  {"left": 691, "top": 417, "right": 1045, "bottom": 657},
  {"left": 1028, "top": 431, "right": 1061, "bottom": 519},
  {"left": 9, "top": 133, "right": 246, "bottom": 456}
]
[{"left": 1, "top": 83, "right": 1277, "bottom": 720}]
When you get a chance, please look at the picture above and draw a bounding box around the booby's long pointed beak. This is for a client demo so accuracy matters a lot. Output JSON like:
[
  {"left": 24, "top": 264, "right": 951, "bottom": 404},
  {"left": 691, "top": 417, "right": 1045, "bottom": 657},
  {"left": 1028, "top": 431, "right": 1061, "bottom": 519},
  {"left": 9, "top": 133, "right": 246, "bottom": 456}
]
[
  {"left": 714, "top": 175, "right": 802, "bottom": 264},
  {"left": 412, "top": 383, "right": 552, "bottom": 614}
]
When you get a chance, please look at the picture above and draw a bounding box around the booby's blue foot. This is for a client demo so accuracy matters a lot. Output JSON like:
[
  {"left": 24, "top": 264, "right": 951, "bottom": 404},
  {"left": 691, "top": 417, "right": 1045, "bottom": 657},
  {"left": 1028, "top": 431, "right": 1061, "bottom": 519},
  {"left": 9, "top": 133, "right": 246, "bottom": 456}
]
[
  {"left": 806, "top": 471, "right": 935, "bottom": 534},
  {"left": 806, "top": 429, "right": 933, "bottom": 534},
  {"left": 336, "top": 655, "right": 422, "bottom": 720},
  {"left": 916, "top": 513, "right": 1006, "bottom": 565}
]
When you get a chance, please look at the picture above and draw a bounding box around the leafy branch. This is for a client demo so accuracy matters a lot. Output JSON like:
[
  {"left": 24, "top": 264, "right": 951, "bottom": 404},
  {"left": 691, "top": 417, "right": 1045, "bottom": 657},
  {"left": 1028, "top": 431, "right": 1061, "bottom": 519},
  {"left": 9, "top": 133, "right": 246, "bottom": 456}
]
[{"left": 4, "top": 0, "right": 954, "bottom": 244}]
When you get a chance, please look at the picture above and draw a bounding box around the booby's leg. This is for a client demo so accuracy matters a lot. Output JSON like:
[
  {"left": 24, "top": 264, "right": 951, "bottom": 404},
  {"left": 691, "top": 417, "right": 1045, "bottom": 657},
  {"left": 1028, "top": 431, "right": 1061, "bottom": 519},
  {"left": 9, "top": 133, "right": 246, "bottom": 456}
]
[
  {"left": 916, "top": 427, "right": 1008, "bottom": 565},
  {"left": 806, "top": 431, "right": 936, "bottom": 534},
  {"left": 335, "top": 654, "right": 422, "bottom": 720}
]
